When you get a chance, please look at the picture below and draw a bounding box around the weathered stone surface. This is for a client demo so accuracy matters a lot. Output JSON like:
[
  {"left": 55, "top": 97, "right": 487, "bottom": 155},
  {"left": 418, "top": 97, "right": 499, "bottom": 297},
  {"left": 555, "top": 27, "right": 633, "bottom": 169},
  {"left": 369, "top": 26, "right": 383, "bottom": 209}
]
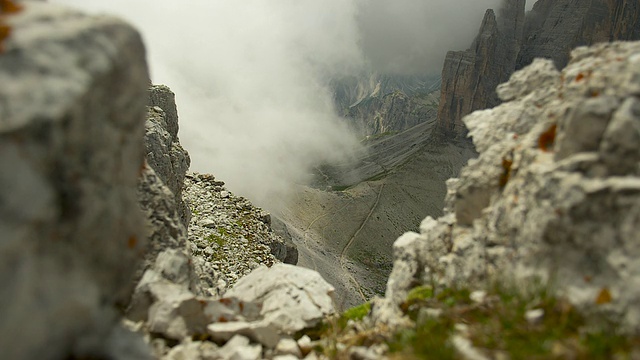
[
  {"left": 436, "top": 0, "right": 640, "bottom": 139},
  {"left": 375, "top": 41, "right": 640, "bottom": 332},
  {"left": 127, "top": 249, "right": 196, "bottom": 322},
  {"left": 275, "top": 338, "right": 303, "bottom": 358},
  {"left": 207, "top": 320, "right": 280, "bottom": 348},
  {"left": 225, "top": 264, "right": 336, "bottom": 334},
  {"left": 270, "top": 217, "right": 300, "bottom": 266},
  {"left": 216, "top": 335, "right": 262, "bottom": 360},
  {"left": 184, "top": 173, "right": 294, "bottom": 296},
  {"left": 0, "top": 3, "right": 149, "bottom": 359},
  {"left": 163, "top": 340, "right": 219, "bottom": 360},
  {"left": 145, "top": 87, "right": 191, "bottom": 228},
  {"left": 144, "top": 283, "right": 248, "bottom": 341},
  {"left": 518, "top": 0, "right": 640, "bottom": 70},
  {"left": 137, "top": 166, "right": 188, "bottom": 270}
]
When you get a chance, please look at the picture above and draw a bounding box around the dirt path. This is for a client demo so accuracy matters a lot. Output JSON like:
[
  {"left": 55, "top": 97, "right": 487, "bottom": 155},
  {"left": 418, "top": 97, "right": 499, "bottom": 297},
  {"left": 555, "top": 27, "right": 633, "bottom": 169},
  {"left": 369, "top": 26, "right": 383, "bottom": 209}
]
[{"left": 339, "top": 183, "right": 385, "bottom": 302}]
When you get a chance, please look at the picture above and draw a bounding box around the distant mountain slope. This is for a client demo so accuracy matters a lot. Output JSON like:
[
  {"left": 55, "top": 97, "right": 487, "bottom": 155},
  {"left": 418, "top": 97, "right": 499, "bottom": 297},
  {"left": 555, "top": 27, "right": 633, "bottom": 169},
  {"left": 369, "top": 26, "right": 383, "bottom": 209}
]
[
  {"left": 278, "top": 118, "right": 476, "bottom": 308},
  {"left": 331, "top": 73, "right": 441, "bottom": 137},
  {"left": 346, "top": 90, "right": 439, "bottom": 137}
]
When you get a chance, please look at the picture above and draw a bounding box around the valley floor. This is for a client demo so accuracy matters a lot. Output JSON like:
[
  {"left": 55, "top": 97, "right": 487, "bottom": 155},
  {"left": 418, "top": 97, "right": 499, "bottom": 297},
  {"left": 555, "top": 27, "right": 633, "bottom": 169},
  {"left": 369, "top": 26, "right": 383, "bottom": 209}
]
[{"left": 277, "top": 120, "right": 476, "bottom": 308}]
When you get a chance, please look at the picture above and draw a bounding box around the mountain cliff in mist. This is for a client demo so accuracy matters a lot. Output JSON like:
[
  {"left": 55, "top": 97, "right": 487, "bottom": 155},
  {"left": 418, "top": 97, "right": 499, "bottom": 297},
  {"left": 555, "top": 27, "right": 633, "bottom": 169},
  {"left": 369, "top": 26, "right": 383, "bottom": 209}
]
[
  {"left": 437, "top": 0, "right": 640, "bottom": 138},
  {"left": 3, "top": 2, "right": 640, "bottom": 359},
  {"left": 332, "top": 73, "right": 440, "bottom": 137},
  {"left": 347, "top": 90, "right": 439, "bottom": 137}
]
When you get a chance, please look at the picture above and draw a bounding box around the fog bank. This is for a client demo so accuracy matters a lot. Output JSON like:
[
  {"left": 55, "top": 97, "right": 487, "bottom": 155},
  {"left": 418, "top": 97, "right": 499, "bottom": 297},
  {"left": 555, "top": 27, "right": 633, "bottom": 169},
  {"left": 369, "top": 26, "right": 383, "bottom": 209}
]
[{"left": 52, "top": 0, "right": 510, "bottom": 210}]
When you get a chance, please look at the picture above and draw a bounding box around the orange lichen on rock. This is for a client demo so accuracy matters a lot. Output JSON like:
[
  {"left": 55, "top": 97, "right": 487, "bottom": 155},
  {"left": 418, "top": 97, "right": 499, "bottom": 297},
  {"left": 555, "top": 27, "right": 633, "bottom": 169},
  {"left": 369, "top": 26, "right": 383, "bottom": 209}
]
[
  {"left": 538, "top": 124, "right": 557, "bottom": 152},
  {"left": 596, "top": 287, "right": 613, "bottom": 305},
  {"left": 499, "top": 156, "right": 514, "bottom": 188},
  {"left": 575, "top": 70, "right": 592, "bottom": 83},
  {"left": 0, "top": 23, "right": 10, "bottom": 52},
  {"left": 127, "top": 235, "right": 137, "bottom": 249},
  {"left": 0, "top": 0, "right": 23, "bottom": 53},
  {"left": 0, "top": 0, "right": 23, "bottom": 14}
]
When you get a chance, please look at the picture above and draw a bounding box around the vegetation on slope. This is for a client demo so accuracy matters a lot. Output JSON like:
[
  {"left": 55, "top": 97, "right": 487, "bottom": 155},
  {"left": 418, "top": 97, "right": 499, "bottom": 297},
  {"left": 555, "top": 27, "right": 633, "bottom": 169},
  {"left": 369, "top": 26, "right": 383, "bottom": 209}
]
[{"left": 306, "top": 281, "right": 640, "bottom": 359}]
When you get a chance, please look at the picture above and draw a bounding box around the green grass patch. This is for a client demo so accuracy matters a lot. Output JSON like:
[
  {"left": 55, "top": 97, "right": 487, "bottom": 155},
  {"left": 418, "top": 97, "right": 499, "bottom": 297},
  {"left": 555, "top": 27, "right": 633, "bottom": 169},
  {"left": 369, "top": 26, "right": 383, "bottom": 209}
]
[
  {"left": 206, "top": 233, "right": 226, "bottom": 247},
  {"left": 338, "top": 302, "right": 371, "bottom": 329},
  {"left": 388, "top": 317, "right": 456, "bottom": 360},
  {"left": 387, "top": 282, "right": 640, "bottom": 359},
  {"left": 302, "top": 281, "right": 640, "bottom": 359}
]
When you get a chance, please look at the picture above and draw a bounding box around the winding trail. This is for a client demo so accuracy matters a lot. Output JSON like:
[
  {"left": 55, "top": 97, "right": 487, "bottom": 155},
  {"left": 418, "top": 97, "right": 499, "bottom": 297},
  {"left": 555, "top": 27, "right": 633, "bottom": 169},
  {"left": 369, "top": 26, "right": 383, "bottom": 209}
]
[
  {"left": 340, "top": 183, "right": 385, "bottom": 302},
  {"left": 302, "top": 197, "right": 355, "bottom": 272}
]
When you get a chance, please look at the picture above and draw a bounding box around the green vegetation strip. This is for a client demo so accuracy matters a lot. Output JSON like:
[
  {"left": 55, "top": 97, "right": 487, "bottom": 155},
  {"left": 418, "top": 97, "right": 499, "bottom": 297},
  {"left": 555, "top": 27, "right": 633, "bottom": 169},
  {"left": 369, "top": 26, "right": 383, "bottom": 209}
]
[
  {"left": 391, "top": 284, "right": 640, "bottom": 359},
  {"left": 305, "top": 283, "right": 640, "bottom": 359}
]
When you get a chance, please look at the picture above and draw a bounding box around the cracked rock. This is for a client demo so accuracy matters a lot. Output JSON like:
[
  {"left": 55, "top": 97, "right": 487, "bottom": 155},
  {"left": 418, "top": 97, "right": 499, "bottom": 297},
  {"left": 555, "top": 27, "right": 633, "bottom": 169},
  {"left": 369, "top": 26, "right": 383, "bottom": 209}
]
[{"left": 225, "top": 264, "right": 336, "bottom": 334}]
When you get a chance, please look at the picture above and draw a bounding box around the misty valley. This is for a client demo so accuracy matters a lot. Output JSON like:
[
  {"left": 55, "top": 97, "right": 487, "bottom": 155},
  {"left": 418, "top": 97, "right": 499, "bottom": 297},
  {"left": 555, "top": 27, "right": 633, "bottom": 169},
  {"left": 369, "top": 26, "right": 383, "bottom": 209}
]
[
  {"left": 6, "top": 0, "right": 640, "bottom": 359},
  {"left": 274, "top": 74, "right": 476, "bottom": 307}
]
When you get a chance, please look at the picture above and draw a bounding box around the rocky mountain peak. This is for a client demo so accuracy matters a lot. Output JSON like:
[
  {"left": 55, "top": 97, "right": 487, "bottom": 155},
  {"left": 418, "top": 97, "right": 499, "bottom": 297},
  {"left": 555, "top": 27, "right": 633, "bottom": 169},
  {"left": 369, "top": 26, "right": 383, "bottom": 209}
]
[
  {"left": 437, "top": 0, "right": 640, "bottom": 139},
  {"left": 437, "top": 0, "right": 525, "bottom": 138}
]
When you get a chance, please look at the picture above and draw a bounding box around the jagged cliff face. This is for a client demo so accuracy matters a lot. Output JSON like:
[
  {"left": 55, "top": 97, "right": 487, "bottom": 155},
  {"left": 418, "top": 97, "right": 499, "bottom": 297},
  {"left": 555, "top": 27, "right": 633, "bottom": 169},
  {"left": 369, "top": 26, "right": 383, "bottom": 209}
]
[
  {"left": 437, "top": 0, "right": 526, "bottom": 138},
  {"left": 518, "top": 0, "right": 640, "bottom": 69},
  {"left": 347, "top": 90, "right": 439, "bottom": 136},
  {"left": 332, "top": 73, "right": 440, "bottom": 136},
  {"left": 437, "top": 0, "right": 640, "bottom": 138}
]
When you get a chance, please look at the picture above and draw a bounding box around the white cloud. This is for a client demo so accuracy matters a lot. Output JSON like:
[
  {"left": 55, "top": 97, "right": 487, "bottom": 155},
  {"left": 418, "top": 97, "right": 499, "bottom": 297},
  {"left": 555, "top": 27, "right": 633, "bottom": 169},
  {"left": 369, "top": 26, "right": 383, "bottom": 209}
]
[{"left": 51, "top": 0, "right": 503, "bottom": 210}]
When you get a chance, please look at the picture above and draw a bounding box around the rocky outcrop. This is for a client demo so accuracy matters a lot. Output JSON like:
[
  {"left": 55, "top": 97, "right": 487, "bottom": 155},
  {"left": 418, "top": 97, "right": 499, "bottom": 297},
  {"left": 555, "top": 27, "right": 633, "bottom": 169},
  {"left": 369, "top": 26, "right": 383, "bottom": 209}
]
[
  {"left": 183, "top": 173, "right": 297, "bottom": 297},
  {"left": 437, "top": 0, "right": 525, "bottom": 138},
  {"left": 0, "top": 3, "right": 150, "bottom": 359},
  {"left": 129, "top": 263, "right": 334, "bottom": 359},
  {"left": 375, "top": 41, "right": 640, "bottom": 332},
  {"left": 132, "top": 93, "right": 302, "bottom": 357},
  {"left": 224, "top": 264, "right": 335, "bottom": 335},
  {"left": 136, "top": 83, "right": 201, "bottom": 292},
  {"left": 437, "top": 0, "right": 640, "bottom": 138},
  {"left": 518, "top": 0, "right": 640, "bottom": 70},
  {"left": 348, "top": 90, "right": 439, "bottom": 136},
  {"left": 146, "top": 85, "right": 191, "bottom": 227}
]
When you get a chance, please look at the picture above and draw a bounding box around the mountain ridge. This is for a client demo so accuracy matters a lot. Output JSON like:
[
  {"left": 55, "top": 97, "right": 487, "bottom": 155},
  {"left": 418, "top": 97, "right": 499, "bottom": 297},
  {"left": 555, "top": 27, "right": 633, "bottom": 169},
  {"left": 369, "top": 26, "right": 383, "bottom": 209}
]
[{"left": 437, "top": 0, "right": 640, "bottom": 138}]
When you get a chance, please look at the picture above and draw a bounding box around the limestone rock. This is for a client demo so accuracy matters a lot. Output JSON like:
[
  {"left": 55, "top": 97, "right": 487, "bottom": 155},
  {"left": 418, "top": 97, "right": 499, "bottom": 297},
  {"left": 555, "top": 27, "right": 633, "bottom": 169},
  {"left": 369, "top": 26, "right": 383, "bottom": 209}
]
[
  {"left": 0, "top": 2, "right": 149, "bottom": 359},
  {"left": 184, "top": 173, "right": 294, "bottom": 296},
  {"left": 207, "top": 321, "right": 280, "bottom": 348},
  {"left": 216, "top": 335, "right": 262, "bottom": 360},
  {"left": 137, "top": 166, "right": 188, "bottom": 269},
  {"left": 225, "top": 264, "right": 336, "bottom": 334},
  {"left": 145, "top": 283, "right": 244, "bottom": 341},
  {"left": 270, "top": 217, "right": 300, "bottom": 266},
  {"left": 145, "top": 86, "right": 191, "bottom": 228},
  {"left": 376, "top": 41, "right": 640, "bottom": 332},
  {"left": 275, "top": 338, "right": 303, "bottom": 358},
  {"left": 127, "top": 249, "right": 197, "bottom": 322},
  {"left": 518, "top": 0, "right": 640, "bottom": 70},
  {"left": 163, "top": 341, "right": 219, "bottom": 360}
]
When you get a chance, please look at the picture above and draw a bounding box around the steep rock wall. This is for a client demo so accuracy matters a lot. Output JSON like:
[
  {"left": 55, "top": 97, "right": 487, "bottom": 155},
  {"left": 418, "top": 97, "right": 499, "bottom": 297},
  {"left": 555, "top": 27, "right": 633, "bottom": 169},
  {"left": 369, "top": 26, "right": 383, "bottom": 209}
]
[
  {"left": 518, "top": 0, "right": 640, "bottom": 69},
  {"left": 0, "top": 3, "right": 149, "bottom": 359},
  {"left": 437, "top": 0, "right": 640, "bottom": 138},
  {"left": 146, "top": 85, "right": 191, "bottom": 227},
  {"left": 437, "top": 0, "right": 526, "bottom": 138}
]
